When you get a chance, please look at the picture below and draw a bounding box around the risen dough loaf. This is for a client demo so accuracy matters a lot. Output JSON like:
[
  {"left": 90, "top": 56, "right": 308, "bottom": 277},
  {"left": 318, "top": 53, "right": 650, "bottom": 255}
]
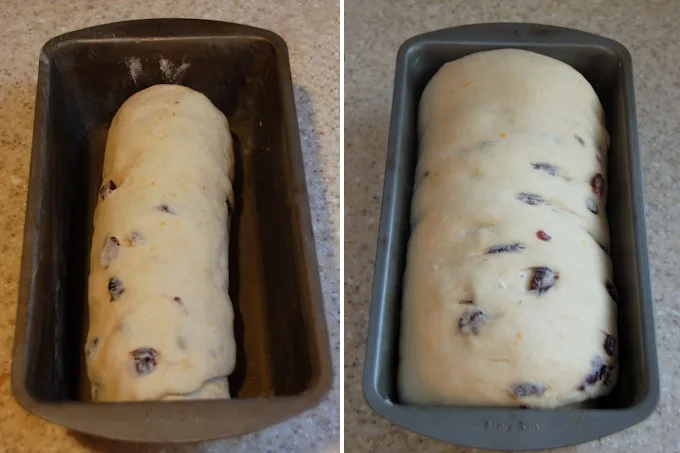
[
  {"left": 398, "top": 49, "right": 619, "bottom": 408},
  {"left": 85, "top": 84, "right": 236, "bottom": 402}
]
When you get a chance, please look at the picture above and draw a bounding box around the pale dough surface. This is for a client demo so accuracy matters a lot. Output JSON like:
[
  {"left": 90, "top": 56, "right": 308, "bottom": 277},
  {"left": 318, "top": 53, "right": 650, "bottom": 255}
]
[
  {"left": 399, "top": 49, "right": 619, "bottom": 408},
  {"left": 85, "top": 84, "right": 236, "bottom": 402}
]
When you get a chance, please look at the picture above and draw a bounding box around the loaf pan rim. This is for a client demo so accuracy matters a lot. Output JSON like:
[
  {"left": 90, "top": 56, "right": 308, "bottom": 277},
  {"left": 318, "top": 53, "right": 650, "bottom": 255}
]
[
  {"left": 396, "top": 22, "right": 634, "bottom": 64},
  {"left": 39, "top": 18, "right": 290, "bottom": 58},
  {"left": 363, "top": 22, "right": 658, "bottom": 451},
  {"left": 12, "top": 18, "right": 332, "bottom": 443}
]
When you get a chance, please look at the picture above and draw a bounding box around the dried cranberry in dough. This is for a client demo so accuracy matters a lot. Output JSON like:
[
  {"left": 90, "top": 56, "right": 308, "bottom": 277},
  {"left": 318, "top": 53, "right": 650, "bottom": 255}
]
[
  {"left": 574, "top": 135, "right": 586, "bottom": 146},
  {"left": 604, "top": 334, "right": 617, "bottom": 356},
  {"left": 486, "top": 243, "right": 525, "bottom": 254},
  {"left": 531, "top": 162, "right": 558, "bottom": 176},
  {"left": 511, "top": 383, "right": 545, "bottom": 398},
  {"left": 131, "top": 347, "right": 159, "bottom": 376},
  {"left": 591, "top": 173, "right": 605, "bottom": 197},
  {"left": 157, "top": 203, "right": 174, "bottom": 214},
  {"left": 530, "top": 267, "right": 559, "bottom": 295},
  {"left": 458, "top": 308, "right": 491, "bottom": 335},
  {"left": 584, "top": 356, "right": 605, "bottom": 386},
  {"left": 108, "top": 277, "right": 124, "bottom": 301},
  {"left": 517, "top": 192, "right": 544, "bottom": 206},
  {"left": 99, "top": 180, "right": 116, "bottom": 200},
  {"left": 536, "top": 230, "right": 551, "bottom": 241}
]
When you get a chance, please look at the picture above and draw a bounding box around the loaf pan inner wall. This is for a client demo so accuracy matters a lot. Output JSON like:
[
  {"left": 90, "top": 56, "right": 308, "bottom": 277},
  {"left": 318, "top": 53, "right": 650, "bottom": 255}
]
[
  {"left": 378, "top": 43, "right": 645, "bottom": 410},
  {"left": 24, "top": 37, "right": 313, "bottom": 402}
]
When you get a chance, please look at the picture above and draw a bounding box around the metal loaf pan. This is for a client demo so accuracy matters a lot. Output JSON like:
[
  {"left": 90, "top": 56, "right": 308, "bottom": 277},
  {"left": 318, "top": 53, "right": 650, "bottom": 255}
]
[
  {"left": 363, "top": 23, "right": 658, "bottom": 451},
  {"left": 12, "top": 19, "right": 332, "bottom": 443}
]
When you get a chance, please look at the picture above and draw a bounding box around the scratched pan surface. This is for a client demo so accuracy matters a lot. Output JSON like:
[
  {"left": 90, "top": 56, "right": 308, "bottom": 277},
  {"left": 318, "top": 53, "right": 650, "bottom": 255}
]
[
  {"left": 11, "top": 19, "right": 331, "bottom": 442},
  {"left": 363, "top": 23, "right": 659, "bottom": 451}
]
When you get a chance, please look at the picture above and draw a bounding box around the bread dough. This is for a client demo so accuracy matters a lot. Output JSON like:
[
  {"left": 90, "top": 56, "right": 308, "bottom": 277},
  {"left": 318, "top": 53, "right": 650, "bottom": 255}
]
[
  {"left": 398, "top": 49, "right": 619, "bottom": 408},
  {"left": 85, "top": 84, "right": 236, "bottom": 402}
]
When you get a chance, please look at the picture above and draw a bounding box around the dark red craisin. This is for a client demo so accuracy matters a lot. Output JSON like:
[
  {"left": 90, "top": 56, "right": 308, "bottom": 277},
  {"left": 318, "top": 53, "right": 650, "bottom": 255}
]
[
  {"left": 536, "top": 230, "right": 551, "bottom": 241},
  {"left": 591, "top": 173, "right": 605, "bottom": 197}
]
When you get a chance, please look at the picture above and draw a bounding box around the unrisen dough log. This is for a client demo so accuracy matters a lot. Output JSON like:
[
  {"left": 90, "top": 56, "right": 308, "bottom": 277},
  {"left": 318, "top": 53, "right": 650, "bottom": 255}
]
[
  {"left": 398, "top": 49, "right": 619, "bottom": 408},
  {"left": 85, "top": 84, "right": 236, "bottom": 402}
]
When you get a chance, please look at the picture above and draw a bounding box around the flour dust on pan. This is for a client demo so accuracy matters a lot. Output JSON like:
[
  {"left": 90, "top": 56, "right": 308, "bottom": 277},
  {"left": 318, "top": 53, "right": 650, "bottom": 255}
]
[
  {"left": 125, "top": 57, "right": 143, "bottom": 87},
  {"left": 124, "top": 57, "right": 192, "bottom": 87},
  {"left": 159, "top": 58, "right": 191, "bottom": 83}
]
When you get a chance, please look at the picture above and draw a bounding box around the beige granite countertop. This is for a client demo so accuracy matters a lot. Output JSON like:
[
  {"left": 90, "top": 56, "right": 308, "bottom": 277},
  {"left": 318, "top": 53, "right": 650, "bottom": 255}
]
[
  {"left": 345, "top": 1, "right": 680, "bottom": 452},
  {"left": 0, "top": 0, "right": 339, "bottom": 452}
]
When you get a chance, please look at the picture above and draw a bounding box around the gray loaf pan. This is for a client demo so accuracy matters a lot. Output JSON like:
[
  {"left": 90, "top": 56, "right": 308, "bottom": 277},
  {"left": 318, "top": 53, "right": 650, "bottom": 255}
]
[
  {"left": 363, "top": 23, "right": 659, "bottom": 451},
  {"left": 11, "top": 19, "right": 332, "bottom": 442}
]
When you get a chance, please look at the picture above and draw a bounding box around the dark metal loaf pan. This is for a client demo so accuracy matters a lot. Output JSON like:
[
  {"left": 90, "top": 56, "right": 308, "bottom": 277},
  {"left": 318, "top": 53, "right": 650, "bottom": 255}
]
[
  {"left": 11, "top": 19, "right": 332, "bottom": 443},
  {"left": 363, "top": 23, "right": 658, "bottom": 451}
]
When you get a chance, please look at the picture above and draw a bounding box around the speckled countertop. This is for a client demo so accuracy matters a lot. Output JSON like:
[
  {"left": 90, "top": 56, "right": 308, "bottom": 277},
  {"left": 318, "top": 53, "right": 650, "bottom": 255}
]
[
  {"left": 345, "top": 1, "right": 680, "bottom": 452},
  {"left": 0, "top": 1, "right": 339, "bottom": 452}
]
